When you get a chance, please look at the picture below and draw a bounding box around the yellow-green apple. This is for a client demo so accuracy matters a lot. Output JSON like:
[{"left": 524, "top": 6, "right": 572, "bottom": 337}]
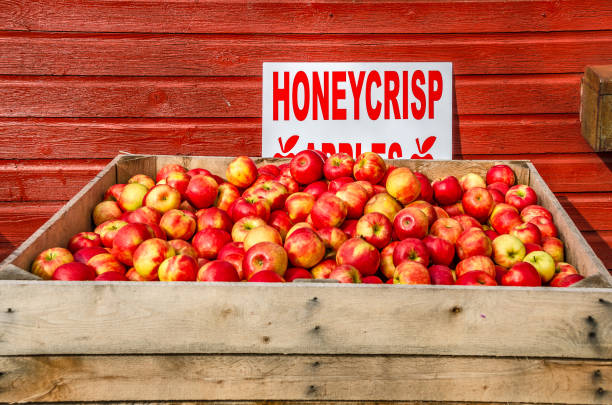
[
  {"left": 118, "top": 183, "right": 148, "bottom": 211},
  {"left": 215, "top": 182, "right": 241, "bottom": 212},
  {"left": 406, "top": 200, "right": 437, "bottom": 227},
  {"left": 427, "top": 264, "right": 455, "bottom": 285},
  {"left": 93, "top": 201, "right": 123, "bottom": 226},
  {"left": 488, "top": 188, "right": 505, "bottom": 204},
  {"left": 218, "top": 241, "right": 244, "bottom": 260},
  {"left": 393, "top": 261, "right": 430, "bottom": 284},
  {"left": 284, "top": 227, "right": 326, "bottom": 268},
  {"left": 460, "top": 173, "right": 486, "bottom": 191},
  {"left": 335, "top": 182, "right": 369, "bottom": 219},
  {"left": 432, "top": 176, "right": 462, "bottom": 205},
  {"left": 231, "top": 216, "right": 266, "bottom": 242},
  {"left": 353, "top": 152, "right": 386, "bottom": 184},
  {"left": 524, "top": 243, "right": 543, "bottom": 254},
  {"left": 380, "top": 241, "right": 399, "bottom": 279},
  {"left": 324, "top": 152, "right": 354, "bottom": 180},
  {"left": 164, "top": 171, "right": 190, "bottom": 199},
  {"left": 453, "top": 214, "right": 483, "bottom": 232},
  {"left": 243, "top": 241, "right": 288, "bottom": 279},
  {"left": 196, "top": 207, "right": 233, "bottom": 233},
  {"left": 523, "top": 251, "right": 556, "bottom": 282},
  {"left": 456, "top": 270, "right": 497, "bottom": 286},
  {"left": 462, "top": 187, "right": 494, "bottom": 223},
  {"left": 243, "top": 224, "right": 282, "bottom": 250},
  {"left": 550, "top": 273, "right": 584, "bottom": 287},
  {"left": 490, "top": 209, "right": 523, "bottom": 235},
  {"left": 229, "top": 196, "right": 271, "bottom": 222},
  {"left": 104, "top": 183, "right": 126, "bottom": 201},
  {"left": 87, "top": 253, "right": 126, "bottom": 275},
  {"left": 74, "top": 246, "right": 107, "bottom": 264},
  {"left": 311, "top": 259, "right": 336, "bottom": 279},
  {"left": 442, "top": 201, "right": 464, "bottom": 217},
  {"left": 430, "top": 217, "right": 463, "bottom": 244},
  {"left": 392, "top": 237, "right": 429, "bottom": 267},
  {"left": 123, "top": 206, "right": 162, "bottom": 226},
  {"left": 487, "top": 181, "right": 510, "bottom": 197},
  {"left": 68, "top": 232, "right": 102, "bottom": 253},
  {"left": 223, "top": 253, "right": 245, "bottom": 280},
  {"left": 185, "top": 174, "right": 218, "bottom": 210},
  {"left": 159, "top": 209, "right": 196, "bottom": 240},
  {"left": 192, "top": 228, "right": 232, "bottom": 259},
  {"left": 285, "top": 267, "right": 313, "bottom": 282},
  {"left": 520, "top": 205, "right": 552, "bottom": 223},
  {"left": 363, "top": 275, "right": 383, "bottom": 284},
  {"left": 505, "top": 184, "right": 537, "bottom": 211},
  {"left": 133, "top": 238, "right": 175, "bottom": 278},
  {"left": 501, "top": 262, "right": 541, "bottom": 286},
  {"left": 248, "top": 270, "right": 285, "bottom": 282},
  {"left": 167, "top": 239, "right": 197, "bottom": 259},
  {"left": 156, "top": 163, "right": 187, "bottom": 183},
  {"left": 277, "top": 174, "right": 299, "bottom": 194},
  {"left": 303, "top": 180, "right": 329, "bottom": 200},
  {"left": 542, "top": 236, "right": 564, "bottom": 262},
  {"left": 433, "top": 206, "right": 449, "bottom": 219},
  {"left": 95, "top": 272, "right": 129, "bottom": 281},
  {"left": 364, "top": 193, "right": 402, "bottom": 222},
  {"left": 316, "top": 226, "right": 348, "bottom": 258},
  {"left": 158, "top": 254, "right": 197, "bottom": 281},
  {"left": 243, "top": 180, "right": 288, "bottom": 211},
  {"left": 456, "top": 228, "right": 492, "bottom": 260},
  {"left": 128, "top": 174, "right": 155, "bottom": 190},
  {"left": 329, "top": 264, "right": 362, "bottom": 283},
  {"left": 393, "top": 207, "right": 428, "bottom": 240},
  {"left": 285, "top": 192, "right": 315, "bottom": 222},
  {"left": 486, "top": 164, "right": 515, "bottom": 186},
  {"left": 422, "top": 235, "right": 455, "bottom": 266},
  {"left": 414, "top": 172, "right": 434, "bottom": 203},
  {"left": 340, "top": 219, "right": 358, "bottom": 238},
  {"left": 492, "top": 234, "right": 525, "bottom": 268},
  {"left": 337, "top": 237, "right": 380, "bottom": 276},
  {"left": 225, "top": 156, "right": 257, "bottom": 188},
  {"left": 528, "top": 216, "right": 558, "bottom": 238},
  {"left": 290, "top": 150, "right": 324, "bottom": 184},
  {"left": 111, "top": 223, "right": 151, "bottom": 266},
  {"left": 510, "top": 222, "right": 542, "bottom": 245},
  {"left": 196, "top": 259, "right": 240, "bottom": 282},
  {"left": 268, "top": 210, "right": 293, "bottom": 241},
  {"left": 385, "top": 167, "right": 421, "bottom": 205},
  {"left": 31, "top": 247, "right": 74, "bottom": 279},
  {"left": 455, "top": 255, "right": 496, "bottom": 279},
  {"left": 311, "top": 193, "right": 347, "bottom": 229},
  {"left": 52, "top": 262, "right": 96, "bottom": 281},
  {"left": 329, "top": 176, "right": 354, "bottom": 193},
  {"left": 356, "top": 212, "right": 393, "bottom": 249}
]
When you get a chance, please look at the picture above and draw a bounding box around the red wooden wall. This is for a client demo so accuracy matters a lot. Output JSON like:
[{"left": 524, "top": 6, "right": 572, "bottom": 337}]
[{"left": 0, "top": 0, "right": 610, "bottom": 269}]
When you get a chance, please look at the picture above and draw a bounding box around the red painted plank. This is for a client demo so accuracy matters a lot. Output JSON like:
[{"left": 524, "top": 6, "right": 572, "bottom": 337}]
[
  {"left": 583, "top": 231, "right": 612, "bottom": 269},
  {"left": 462, "top": 153, "right": 612, "bottom": 193},
  {"left": 0, "top": 115, "right": 592, "bottom": 160},
  {"left": 1, "top": 0, "right": 611, "bottom": 34},
  {"left": 0, "top": 202, "right": 62, "bottom": 245},
  {"left": 557, "top": 193, "right": 612, "bottom": 231},
  {"left": 0, "top": 74, "right": 581, "bottom": 117},
  {"left": 0, "top": 31, "right": 611, "bottom": 76}
]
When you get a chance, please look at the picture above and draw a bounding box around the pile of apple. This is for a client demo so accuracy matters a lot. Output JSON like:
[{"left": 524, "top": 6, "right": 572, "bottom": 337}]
[{"left": 31, "top": 150, "right": 584, "bottom": 287}]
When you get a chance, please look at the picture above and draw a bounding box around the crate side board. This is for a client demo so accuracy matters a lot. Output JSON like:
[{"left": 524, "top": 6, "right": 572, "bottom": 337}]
[
  {"left": 1, "top": 354, "right": 610, "bottom": 404},
  {"left": 0, "top": 281, "right": 610, "bottom": 358}
]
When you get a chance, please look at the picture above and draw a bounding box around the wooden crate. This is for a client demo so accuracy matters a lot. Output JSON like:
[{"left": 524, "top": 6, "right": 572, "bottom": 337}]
[
  {"left": 581, "top": 65, "right": 612, "bottom": 152},
  {"left": 0, "top": 154, "right": 611, "bottom": 405}
]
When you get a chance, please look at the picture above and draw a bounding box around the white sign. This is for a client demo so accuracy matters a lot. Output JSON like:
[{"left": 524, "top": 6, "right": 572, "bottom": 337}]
[{"left": 262, "top": 62, "right": 453, "bottom": 160}]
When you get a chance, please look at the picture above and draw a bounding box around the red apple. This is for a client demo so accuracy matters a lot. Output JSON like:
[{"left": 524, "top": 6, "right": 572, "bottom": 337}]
[
  {"left": 453, "top": 214, "right": 483, "bottom": 232},
  {"left": 118, "top": 183, "right": 148, "bottom": 212},
  {"left": 111, "top": 223, "right": 151, "bottom": 266},
  {"left": 31, "top": 247, "right": 74, "bottom": 279},
  {"left": 461, "top": 187, "right": 494, "bottom": 223},
  {"left": 555, "top": 261, "right": 578, "bottom": 276},
  {"left": 268, "top": 210, "right": 293, "bottom": 241},
  {"left": 132, "top": 238, "right": 175, "bottom": 279},
  {"left": 93, "top": 201, "right": 123, "bottom": 226},
  {"left": 311, "top": 193, "right": 347, "bottom": 229},
  {"left": 215, "top": 182, "right": 241, "bottom": 212},
  {"left": 422, "top": 235, "right": 455, "bottom": 266},
  {"left": 74, "top": 246, "right": 108, "bottom": 264},
  {"left": 185, "top": 175, "right": 218, "bottom": 210},
  {"left": 328, "top": 176, "right": 354, "bottom": 193},
  {"left": 455, "top": 255, "right": 496, "bottom": 279},
  {"left": 167, "top": 239, "right": 197, "bottom": 259},
  {"left": 363, "top": 193, "right": 402, "bottom": 222},
  {"left": 353, "top": 152, "right": 386, "bottom": 184},
  {"left": 490, "top": 209, "right": 523, "bottom": 235},
  {"left": 52, "top": 262, "right": 96, "bottom": 281},
  {"left": 340, "top": 219, "right": 358, "bottom": 238},
  {"left": 385, "top": 167, "right": 421, "bottom": 205},
  {"left": 528, "top": 216, "right": 558, "bottom": 238},
  {"left": 104, "top": 183, "right": 126, "bottom": 201},
  {"left": 456, "top": 228, "right": 492, "bottom": 260},
  {"left": 430, "top": 217, "right": 463, "bottom": 245},
  {"left": 492, "top": 234, "right": 526, "bottom": 268},
  {"left": 285, "top": 192, "right": 315, "bottom": 223},
  {"left": 379, "top": 241, "right": 399, "bottom": 280},
  {"left": 501, "top": 262, "right": 542, "bottom": 287},
  {"left": 285, "top": 267, "right": 313, "bottom": 282},
  {"left": 460, "top": 173, "right": 486, "bottom": 191},
  {"left": 432, "top": 176, "right": 462, "bottom": 205},
  {"left": 406, "top": 200, "right": 437, "bottom": 227},
  {"left": 225, "top": 156, "right": 257, "bottom": 188},
  {"left": 196, "top": 207, "right": 233, "bottom": 233},
  {"left": 156, "top": 254, "right": 197, "bottom": 281},
  {"left": 336, "top": 237, "right": 380, "bottom": 276},
  {"left": 229, "top": 196, "right": 271, "bottom": 222},
  {"left": 290, "top": 150, "right": 324, "bottom": 184},
  {"left": 248, "top": 270, "right": 285, "bottom": 282},
  {"left": 488, "top": 188, "right": 505, "bottom": 204},
  {"left": 277, "top": 175, "right": 299, "bottom": 194},
  {"left": 156, "top": 163, "right": 187, "bottom": 183},
  {"left": 87, "top": 253, "right": 126, "bottom": 275},
  {"left": 128, "top": 174, "right": 155, "bottom": 190},
  {"left": 243, "top": 180, "right": 289, "bottom": 211},
  {"left": 335, "top": 182, "right": 369, "bottom": 219},
  {"left": 524, "top": 243, "right": 543, "bottom": 254},
  {"left": 284, "top": 227, "right": 326, "bottom": 269},
  {"left": 67, "top": 232, "right": 102, "bottom": 253},
  {"left": 510, "top": 222, "right": 542, "bottom": 245},
  {"left": 95, "top": 271, "right": 129, "bottom": 281},
  {"left": 414, "top": 172, "right": 434, "bottom": 203},
  {"left": 258, "top": 164, "right": 280, "bottom": 177},
  {"left": 433, "top": 206, "right": 449, "bottom": 219},
  {"left": 303, "top": 180, "right": 329, "bottom": 200},
  {"left": 324, "top": 153, "right": 355, "bottom": 180},
  {"left": 542, "top": 236, "right": 564, "bottom": 262},
  {"left": 393, "top": 261, "right": 430, "bottom": 284},
  {"left": 484, "top": 229, "right": 500, "bottom": 242},
  {"left": 160, "top": 209, "right": 196, "bottom": 240},
  {"left": 521, "top": 205, "right": 553, "bottom": 223},
  {"left": 362, "top": 275, "right": 383, "bottom": 284},
  {"left": 328, "top": 264, "right": 362, "bottom": 283},
  {"left": 223, "top": 253, "right": 245, "bottom": 280},
  {"left": 392, "top": 238, "right": 429, "bottom": 267},
  {"left": 197, "top": 259, "right": 240, "bottom": 282},
  {"left": 243, "top": 224, "right": 282, "bottom": 251},
  {"left": 456, "top": 270, "right": 497, "bottom": 286},
  {"left": 192, "top": 228, "right": 232, "bottom": 259},
  {"left": 311, "top": 259, "right": 336, "bottom": 279},
  {"left": 486, "top": 164, "right": 515, "bottom": 186},
  {"left": 242, "top": 241, "right": 288, "bottom": 279},
  {"left": 356, "top": 212, "right": 393, "bottom": 249},
  {"left": 393, "top": 207, "right": 429, "bottom": 240},
  {"left": 505, "top": 185, "right": 537, "bottom": 211},
  {"left": 218, "top": 241, "right": 244, "bottom": 260},
  {"left": 487, "top": 182, "right": 510, "bottom": 197},
  {"left": 285, "top": 221, "right": 314, "bottom": 240},
  {"left": 163, "top": 171, "right": 190, "bottom": 199},
  {"left": 123, "top": 206, "right": 162, "bottom": 226},
  {"left": 550, "top": 273, "right": 584, "bottom": 287},
  {"left": 428, "top": 265, "right": 454, "bottom": 285},
  {"left": 494, "top": 265, "right": 508, "bottom": 285}
]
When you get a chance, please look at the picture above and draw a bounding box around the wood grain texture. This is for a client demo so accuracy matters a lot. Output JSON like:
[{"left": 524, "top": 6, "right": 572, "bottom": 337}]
[
  {"left": 1, "top": 31, "right": 611, "bottom": 76},
  {"left": 0, "top": 354, "right": 610, "bottom": 403},
  {"left": 2, "top": 0, "right": 611, "bottom": 34},
  {"left": 0, "top": 74, "right": 580, "bottom": 117},
  {"left": 0, "top": 115, "right": 593, "bottom": 160},
  {"left": 558, "top": 193, "right": 612, "bottom": 231},
  {"left": 0, "top": 281, "right": 611, "bottom": 358},
  {"left": 584, "top": 231, "right": 612, "bottom": 269},
  {"left": 0, "top": 202, "right": 62, "bottom": 245}
]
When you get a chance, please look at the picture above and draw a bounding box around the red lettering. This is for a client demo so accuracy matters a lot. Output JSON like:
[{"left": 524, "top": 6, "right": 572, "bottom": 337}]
[
  {"left": 307, "top": 142, "right": 315, "bottom": 150},
  {"left": 338, "top": 143, "right": 354, "bottom": 158},
  {"left": 428, "top": 70, "right": 443, "bottom": 119},
  {"left": 313, "top": 72, "right": 329, "bottom": 120},
  {"left": 321, "top": 143, "right": 336, "bottom": 156},
  {"left": 348, "top": 71, "right": 365, "bottom": 120},
  {"left": 355, "top": 143, "right": 362, "bottom": 157},
  {"left": 366, "top": 71, "right": 382, "bottom": 120},
  {"left": 273, "top": 71, "right": 290, "bottom": 121},
  {"left": 332, "top": 71, "right": 347, "bottom": 120},
  {"left": 402, "top": 71, "right": 409, "bottom": 119},
  {"left": 411, "top": 70, "right": 426, "bottom": 120},
  {"left": 388, "top": 143, "right": 403, "bottom": 159},
  {"left": 384, "top": 71, "right": 400, "bottom": 119},
  {"left": 292, "top": 71, "right": 310, "bottom": 121},
  {"left": 371, "top": 143, "right": 386, "bottom": 155}
]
